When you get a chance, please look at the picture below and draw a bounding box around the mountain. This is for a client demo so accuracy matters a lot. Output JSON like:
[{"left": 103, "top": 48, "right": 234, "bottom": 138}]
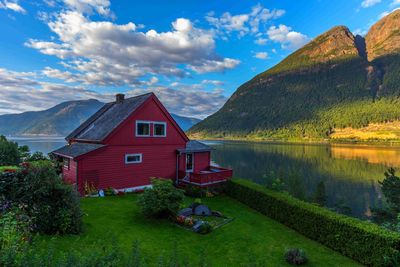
[
  {"left": 0, "top": 99, "right": 201, "bottom": 136},
  {"left": 190, "top": 10, "right": 400, "bottom": 141},
  {"left": 170, "top": 114, "right": 201, "bottom": 131}
]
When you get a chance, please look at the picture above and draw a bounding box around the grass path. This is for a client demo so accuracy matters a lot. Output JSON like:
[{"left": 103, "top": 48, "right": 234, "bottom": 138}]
[{"left": 38, "top": 195, "right": 361, "bottom": 266}]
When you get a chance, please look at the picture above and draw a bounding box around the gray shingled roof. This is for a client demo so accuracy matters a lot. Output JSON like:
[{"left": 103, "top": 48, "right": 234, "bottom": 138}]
[
  {"left": 52, "top": 143, "right": 105, "bottom": 158},
  {"left": 177, "top": 140, "right": 214, "bottom": 153},
  {"left": 66, "top": 93, "right": 153, "bottom": 141}
]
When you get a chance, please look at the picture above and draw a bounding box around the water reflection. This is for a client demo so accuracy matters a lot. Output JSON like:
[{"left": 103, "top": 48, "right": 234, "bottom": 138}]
[{"left": 206, "top": 141, "right": 390, "bottom": 220}]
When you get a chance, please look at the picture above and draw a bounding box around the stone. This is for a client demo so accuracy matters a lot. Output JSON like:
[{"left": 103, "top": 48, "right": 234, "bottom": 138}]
[{"left": 193, "top": 204, "right": 212, "bottom": 216}]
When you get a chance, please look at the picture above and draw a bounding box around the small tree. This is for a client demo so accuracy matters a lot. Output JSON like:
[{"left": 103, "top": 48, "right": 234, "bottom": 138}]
[
  {"left": 312, "top": 181, "right": 327, "bottom": 206},
  {"left": 0, "top": 136, "right": 20, "bottom": 166},
  {"left": 137, "top": 178, "right": 184, "bottom": 218},
  {"left": 380, "top": 168, "right": 400, "bottom": 212}
]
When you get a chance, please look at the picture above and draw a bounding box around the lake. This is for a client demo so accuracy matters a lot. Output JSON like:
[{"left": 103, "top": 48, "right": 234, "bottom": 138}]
[{"left": 10, "top": 137, "right": 397, "bottom": 219}]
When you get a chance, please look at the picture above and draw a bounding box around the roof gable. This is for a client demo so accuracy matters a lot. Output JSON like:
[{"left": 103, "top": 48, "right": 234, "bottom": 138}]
[
  {"left": 66, "top": 93, "right": 152, "bottom": 142},
  {"left": 103, "top": 94, "right": 189, "bottom": 143}
]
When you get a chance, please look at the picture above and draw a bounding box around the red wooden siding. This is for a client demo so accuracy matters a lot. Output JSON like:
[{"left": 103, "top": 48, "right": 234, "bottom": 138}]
[
  {"left": 177, "top": 151, "right": 211, "bottom": 174},
  {"left": 77, "top": 145, "right": 182, "bottom": 193},
  {"left": 193, "top": 152, "right": 210, "bottom": 172},
  {"left": 63, "top": 160, "right": 77, "bottom": 186},
  {"left": 105, "top": 98, "right": 187, "bottom": 146}
]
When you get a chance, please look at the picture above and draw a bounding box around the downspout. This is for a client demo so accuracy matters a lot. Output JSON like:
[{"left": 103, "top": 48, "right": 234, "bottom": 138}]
[
  {"left": 75, "top": 160, "right": 79, "bottom": 195},
  {"left": 175, "top": 152, "right": 180, "bottom": 185}
]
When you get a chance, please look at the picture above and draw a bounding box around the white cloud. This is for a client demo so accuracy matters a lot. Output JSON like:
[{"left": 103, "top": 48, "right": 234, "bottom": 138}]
[
  {"left": 361, "top": 0, "right": 381, "bottom": 8},
  {"left": 0, "top": 68, "right": 228, "bottom": 118},
  {"left": 0, "top": 68, "right": 103, "bottom": 114},
  {"left": 127, "top": 86, "right": 227, "bottom": 119},
  {"left": 353, "top": 28, "right": 368, "bottom": 36},
  {"left": 27, "top": 11, "right": 239, "bottom": 86},
  {"left": 188, "top": 58, "right": 240, "bottom": 73},
  {"left": 0, "top": 0, "right": 26, "bottom": 14},
  {"left": 201, "top": 79, "right": 224, "bottom": 86},
  {"left": 379, "top": 7, "right": 400, "bottom": 18},
  {"left": 254, "top": 52, "right": 268, "bottom": 59},
  {"left": 63, "top": 0, "right": 114, "bottom": 18},
  {"left": 267, "top": 24, "right": 309, "bottom": 50},
  {"left": 206, "top": 4, "right": 285, "bottom": 37},
  {"left": 255, "top": 38, "right": 268, "bottom": 45}
]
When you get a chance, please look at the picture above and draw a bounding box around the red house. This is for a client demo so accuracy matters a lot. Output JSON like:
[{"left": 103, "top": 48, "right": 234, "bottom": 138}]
[{"left": 52, "top": 93, "right": 232, "bottom": 195}]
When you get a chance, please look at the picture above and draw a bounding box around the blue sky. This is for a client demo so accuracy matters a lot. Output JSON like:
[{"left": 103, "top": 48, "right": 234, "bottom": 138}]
[{"left": 0, "top": 0, "right": 399, "bottom": 118}]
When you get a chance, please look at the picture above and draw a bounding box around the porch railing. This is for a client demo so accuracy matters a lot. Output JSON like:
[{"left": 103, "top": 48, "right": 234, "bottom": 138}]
[{"left": 180, "top": 166, "right": 233, "bottom": 186}]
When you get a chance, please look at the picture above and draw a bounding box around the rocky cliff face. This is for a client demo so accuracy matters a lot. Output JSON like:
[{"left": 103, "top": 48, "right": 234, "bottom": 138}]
[{"left": 366, "top": 10, "right": 400, "bottom": 61}]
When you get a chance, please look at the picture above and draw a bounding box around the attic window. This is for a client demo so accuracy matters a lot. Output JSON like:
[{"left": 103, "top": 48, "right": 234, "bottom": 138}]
[
  {"left": 136, "top": 121, "right": 150, "bottom": 136},
  {"left": 154, "top": 122, "right": 166, "bottom": 137}
]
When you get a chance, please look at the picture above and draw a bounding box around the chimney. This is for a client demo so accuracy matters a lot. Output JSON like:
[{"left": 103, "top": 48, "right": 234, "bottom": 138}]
[{"left": 116, "top": 93, "right": 125, "bottom": 103}]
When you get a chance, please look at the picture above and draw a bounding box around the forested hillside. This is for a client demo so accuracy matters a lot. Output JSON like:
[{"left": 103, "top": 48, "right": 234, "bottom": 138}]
[{"left": 190, "top": 10, "right": 400, "bottom": 141}]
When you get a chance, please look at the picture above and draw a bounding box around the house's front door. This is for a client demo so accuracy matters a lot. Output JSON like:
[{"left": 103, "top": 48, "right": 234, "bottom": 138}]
[{"left": 186, "top": 153, "right": 194, "bottom": 172}]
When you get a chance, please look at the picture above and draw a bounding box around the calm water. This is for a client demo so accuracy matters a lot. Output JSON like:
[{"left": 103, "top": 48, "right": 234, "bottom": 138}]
[
  {"left": 203, "top": 140, "right": 398, "bottom": 219},
  {"left": 10, "top": 137, "right": 398, "bottom": 219}
]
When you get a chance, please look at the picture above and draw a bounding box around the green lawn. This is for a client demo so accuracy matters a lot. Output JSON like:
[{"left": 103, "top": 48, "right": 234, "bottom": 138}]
[{"left": 37, "top": 195, "right": 361, "bottom": 266}]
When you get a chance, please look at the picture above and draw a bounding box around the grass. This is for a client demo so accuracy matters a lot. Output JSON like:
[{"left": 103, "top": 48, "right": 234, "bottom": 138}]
[{"left": 37, "top": 194, "right": 361, "bottom": 266}]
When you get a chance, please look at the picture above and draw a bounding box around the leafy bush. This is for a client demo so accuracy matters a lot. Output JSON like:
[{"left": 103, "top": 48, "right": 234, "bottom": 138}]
[
  {"left": 380, "top": 168, "right": 400, "bottom": 211},
  {"left": 0, "top": 135, "right": 20, "bottom": 166},
  {"left": 184, "top": 185, "right": 205, "bottom": 198},
  {"left": 0, "top": 207, "right": 32, "bottom": 265},
  {"left": 137, "top": 178, "right": 184, "bottom": 218},
  {"left": 225, "top": 179, "right": 400, "bottom": 266},
  {"left": 0, "top": 161, "right": 83, "bottom": 234},
  {"left": 26, "top": 151, "right": 48, "bottom": 162},
  {"left": 284, "top": 248, "right": 308, "bottom": 265}
]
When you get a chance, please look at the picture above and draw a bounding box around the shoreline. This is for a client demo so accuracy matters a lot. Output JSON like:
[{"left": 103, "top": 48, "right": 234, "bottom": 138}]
[{"left": 194, "top": 136, "right": 400, "bottom": 148}]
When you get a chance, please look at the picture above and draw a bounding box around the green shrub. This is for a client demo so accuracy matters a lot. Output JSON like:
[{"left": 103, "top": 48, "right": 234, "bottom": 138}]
[
  {"left": 225, "top": 179, "right": 400, "bottom": 266},
  {"left": 0, "top": 208, "right": 32, "bottom": 266},
  {"left": 184, "top": 185, "right": 205, "bottom": 198},
  {"left": 0, "top": 135, "right": 20, "bottom": 166},
  {"left": 284, "top": 248, "right": 308, "bottom": 265},
  {"left": 137, "top": 178, "right": 184, "bottom": 218},
  {"left": 26, "top": 151, "right": 48, "bottom": 162},
  {"left": 0, "top": 161, "right": 83, "bottom": 234}
]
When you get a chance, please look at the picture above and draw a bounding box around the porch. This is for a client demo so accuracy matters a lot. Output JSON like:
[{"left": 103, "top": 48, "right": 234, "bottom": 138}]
[{"left": 179, "top": 166, "right": 233, "bottom": 187}]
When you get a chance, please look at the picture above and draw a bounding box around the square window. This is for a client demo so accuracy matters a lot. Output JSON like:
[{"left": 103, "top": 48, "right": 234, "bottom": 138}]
[
  {"left": 154, "top": 123, "right": 166, "bottom": 137},
  {"left": 136, "top": 122, "right": 150, "bottom": 136},
  {"left": 125, "top": 154, "right": 142, "bottom": 164}
]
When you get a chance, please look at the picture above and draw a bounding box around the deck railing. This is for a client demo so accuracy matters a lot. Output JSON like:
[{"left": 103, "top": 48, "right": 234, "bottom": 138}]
[{"left": 180, "top": 166, "right": 233, "bottom": 186}]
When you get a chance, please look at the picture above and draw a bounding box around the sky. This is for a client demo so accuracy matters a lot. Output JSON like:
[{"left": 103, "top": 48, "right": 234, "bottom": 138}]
[{"left": 0, "top": 0, "right": 399, "bottom": 118}]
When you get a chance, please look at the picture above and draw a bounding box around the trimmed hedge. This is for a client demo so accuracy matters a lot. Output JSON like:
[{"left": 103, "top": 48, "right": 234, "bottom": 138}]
[{"left": 225, "top": 179, "right": 400, "bottom": 266}]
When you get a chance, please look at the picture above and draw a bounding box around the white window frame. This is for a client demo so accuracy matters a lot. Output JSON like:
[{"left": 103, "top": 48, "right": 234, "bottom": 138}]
[
  {"left": 186, "top": 153, "right": 194, "bottom": 172},
  {"left": 125, "top": 153, "right": 143, "bottom": 164},
  {"left": 63, "top": 158, "right": 70, "bottom": 170},
  {"left": 135, "top": 121, "right": 151, "bottom": 137},
  {"left": 153, "top": 122, "right": 167, "bottom": 137}
]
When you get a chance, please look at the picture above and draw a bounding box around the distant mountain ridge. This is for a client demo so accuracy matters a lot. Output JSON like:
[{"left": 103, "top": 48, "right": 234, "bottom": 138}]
[
  {"left": 0, "top": 99, "right": 201, "bottom": 136},
  {"left": 190, "top": 10, "right": 400, "bottom": 141}
]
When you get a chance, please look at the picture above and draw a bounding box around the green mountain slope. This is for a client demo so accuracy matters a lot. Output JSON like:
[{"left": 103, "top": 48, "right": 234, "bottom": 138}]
[
  {"left": 0, "top": 99, "right": 201, "bottom": 136},
  {"left": 190, "top": 10, "right": 400, "bottom": 141}
]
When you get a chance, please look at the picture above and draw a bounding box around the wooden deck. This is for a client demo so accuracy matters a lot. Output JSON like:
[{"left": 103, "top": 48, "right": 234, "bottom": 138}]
[{"left": 179, "top": 166, "right": 233, "bottom": 187}]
